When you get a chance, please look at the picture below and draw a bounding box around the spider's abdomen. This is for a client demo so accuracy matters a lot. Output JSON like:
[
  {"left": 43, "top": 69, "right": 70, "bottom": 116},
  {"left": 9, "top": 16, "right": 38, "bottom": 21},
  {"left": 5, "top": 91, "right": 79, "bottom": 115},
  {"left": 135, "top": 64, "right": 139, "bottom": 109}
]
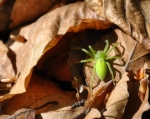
[{"left": 95, "top": 58, "right": 107, "bottom": 80}]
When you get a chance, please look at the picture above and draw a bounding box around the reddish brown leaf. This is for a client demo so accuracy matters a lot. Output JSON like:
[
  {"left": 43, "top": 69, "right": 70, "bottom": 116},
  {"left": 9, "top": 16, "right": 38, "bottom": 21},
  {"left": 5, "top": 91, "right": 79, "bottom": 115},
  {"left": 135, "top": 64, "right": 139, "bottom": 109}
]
[
  {"left": 9, "top": 0, "right": 63, "bottom": 29},
  {"left": 138, "top": 77, "right": 148, "bottom": 101},
  {"left": 134, "top": 68, "right": 145, "bottom": 81}
]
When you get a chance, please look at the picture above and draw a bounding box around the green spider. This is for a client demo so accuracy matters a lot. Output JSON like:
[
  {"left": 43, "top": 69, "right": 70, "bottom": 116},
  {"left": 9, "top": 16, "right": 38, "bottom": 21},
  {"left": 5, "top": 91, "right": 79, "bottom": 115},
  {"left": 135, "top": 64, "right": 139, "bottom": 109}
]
[{"left": 80, "top": 40, "right": 120, "bottom": 87}]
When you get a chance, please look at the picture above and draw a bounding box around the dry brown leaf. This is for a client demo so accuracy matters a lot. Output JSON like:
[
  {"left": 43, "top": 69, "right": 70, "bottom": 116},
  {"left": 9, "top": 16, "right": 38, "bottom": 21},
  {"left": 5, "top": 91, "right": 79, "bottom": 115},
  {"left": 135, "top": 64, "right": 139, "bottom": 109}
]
[
  {"left": 103, "top": 71, "right": 149, "bottom": 119},
  {"left": 38, "top": 106, "right": 84, "bottom": 119},
  {"left": 126, "top": 43, "right": 150, "bottom": 72},
  {"left": 0, "top": 108, "right": 35, "bottom": 119},
  {"left": 9, "top": 0, "right": 64, "bottom": 29},
  {"left": 83, "top": 80, "right": 113, "bottom": 112},
  {"left": 0, "top": 1, "right": 112, "bottom": 102},
  {"left": 0, "top": 41, "right": 15, "bottom": 80},
  {"left": 86, "top": 0, "right": 150, "bottom": 50},
  {"left": 138, "top": 77, "right": 148, "bottom": 101},
  {"left": 1, "top": 74, "right": 77, "bottom": 115},
  {"left": 84, "top": 108, "right": 101, "bottom": 119},
  {"left": 103, "top": 72, "right": 130, "bottom": 119},
  {"left": 122, "top": 74, "right": 149, "bottom": 119},
  {"left": 134, "top": 68, "right": 145, "bottom": 81}
]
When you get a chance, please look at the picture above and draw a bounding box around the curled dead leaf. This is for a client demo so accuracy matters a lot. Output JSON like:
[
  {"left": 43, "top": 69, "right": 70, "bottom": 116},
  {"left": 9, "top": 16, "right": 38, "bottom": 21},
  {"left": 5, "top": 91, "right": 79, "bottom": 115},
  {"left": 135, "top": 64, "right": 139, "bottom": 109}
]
[
  {"left": 80, "top": 80, "right": 113, "bottom": 114},
  {"left": 138, "top": 77, "right": 148, "bottom": 101},
  {"left": 103, "top": 72, "right": 130, "bottom": 119},
  {"left": 134, "top": 68, "right": 145, "bottom": 81},
  {"left": 86, "top": 0, "right": 150, "bottom": 50},
  {"left": 132, "top": 80, "right": 150, "bottom": 119}
]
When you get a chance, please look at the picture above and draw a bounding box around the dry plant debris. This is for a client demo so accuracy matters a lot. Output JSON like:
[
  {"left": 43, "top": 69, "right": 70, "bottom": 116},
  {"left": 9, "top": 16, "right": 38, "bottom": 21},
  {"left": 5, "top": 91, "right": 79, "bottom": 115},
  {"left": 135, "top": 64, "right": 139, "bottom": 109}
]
[{"left": 0, "top": 0, "right": 150, "bottom": 119}]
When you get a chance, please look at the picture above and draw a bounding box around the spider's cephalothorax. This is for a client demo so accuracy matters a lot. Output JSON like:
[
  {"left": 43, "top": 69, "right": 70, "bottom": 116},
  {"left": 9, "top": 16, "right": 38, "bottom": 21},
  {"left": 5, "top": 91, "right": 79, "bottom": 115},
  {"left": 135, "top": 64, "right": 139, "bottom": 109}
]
[{"left": 80, "top": 40, "right": 120, "bottom": 86}]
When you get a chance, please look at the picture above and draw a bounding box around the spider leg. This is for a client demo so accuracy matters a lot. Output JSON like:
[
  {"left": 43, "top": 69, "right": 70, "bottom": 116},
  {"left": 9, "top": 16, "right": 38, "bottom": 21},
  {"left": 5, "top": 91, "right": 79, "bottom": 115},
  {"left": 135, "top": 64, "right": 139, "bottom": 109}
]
[
  {"left": 106, "top": 61, "right": 115, "bottom": 85},
  {"left": 81, "top": 48, "right": 94, "bottom": 58},
  {"left": 106, "top": 56, "right": 121, "bottom": 60},
  {"left": 80, "top": 59, "right": 95, "bottom": 63},
  {"left": 89, "top": 45, "right": 96, "bottom": 55},
  {"left": 106, "top": 42, "right": 120, "bottom": 55},
  {"left": 90, "top": 64, "right": 96, "bottom": 91},
  {"left": 103, "top": 40, "right": 109, "bottom": 54}
]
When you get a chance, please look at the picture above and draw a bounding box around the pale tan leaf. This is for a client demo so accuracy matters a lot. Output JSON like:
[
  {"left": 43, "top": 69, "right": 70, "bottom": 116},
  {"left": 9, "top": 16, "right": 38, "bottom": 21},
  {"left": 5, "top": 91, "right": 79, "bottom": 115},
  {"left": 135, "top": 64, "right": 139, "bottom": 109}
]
[
  {"left": 103, "top": 72, "right": 129, "bottom": 119},
  {"left": 86, "top": 0, "right": 150, "bottom": 50},
  {"left": 0, "top": 41, "right": 15, "bottom": 79},
  {"left": 84, "top": 108, "right": 101, "bottom": 119},
  {"left": 39, "top": 107, "right": 84, "bottom": 119},
  {"left": 0, "top": 108, "right": 35, "bottom": 119}
]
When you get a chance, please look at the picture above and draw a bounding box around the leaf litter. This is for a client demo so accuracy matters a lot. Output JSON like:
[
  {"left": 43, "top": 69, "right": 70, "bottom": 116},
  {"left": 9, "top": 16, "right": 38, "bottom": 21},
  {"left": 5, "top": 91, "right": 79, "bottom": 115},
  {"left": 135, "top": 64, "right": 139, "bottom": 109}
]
[{"left": 0, "top": 0, "right": 150, "bottom": 119}]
